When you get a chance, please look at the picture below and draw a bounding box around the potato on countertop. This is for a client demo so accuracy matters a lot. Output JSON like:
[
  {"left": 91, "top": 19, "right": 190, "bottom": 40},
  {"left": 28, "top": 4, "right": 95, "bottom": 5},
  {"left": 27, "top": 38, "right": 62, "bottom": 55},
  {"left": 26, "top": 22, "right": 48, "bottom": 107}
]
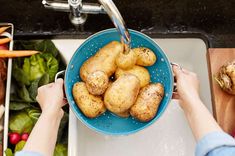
[
  {"left": 115, "top": 65, "right": 150, "bottom": 88},
  {"left": 104, "top": 74, "right": 140, "bottom": 114},
  {"left": 130, "top": 83, "right": 164, "bottom": 122},
  {"left": 72, "top": 82, "right": 106, "bottom": 118},
  {"left": 80, "top": 41, "right": 124, "bottom": 81},
  {"left": 133, "top": 47, "right": 157, "bottom": 66}
]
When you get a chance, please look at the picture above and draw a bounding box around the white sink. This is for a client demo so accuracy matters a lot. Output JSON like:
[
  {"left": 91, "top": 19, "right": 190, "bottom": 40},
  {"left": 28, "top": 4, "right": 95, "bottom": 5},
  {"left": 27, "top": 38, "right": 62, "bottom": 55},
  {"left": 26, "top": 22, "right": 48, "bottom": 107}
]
[{"left": 52, "top": 38, "right": 210, "bottom": 156}]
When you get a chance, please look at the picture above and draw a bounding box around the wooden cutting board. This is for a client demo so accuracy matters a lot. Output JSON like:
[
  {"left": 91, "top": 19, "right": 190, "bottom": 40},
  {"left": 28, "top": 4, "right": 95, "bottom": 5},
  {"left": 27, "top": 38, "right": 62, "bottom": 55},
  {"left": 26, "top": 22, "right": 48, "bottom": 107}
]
[{"left": 207, "top": 48, "right": 235, "bottom": 134}]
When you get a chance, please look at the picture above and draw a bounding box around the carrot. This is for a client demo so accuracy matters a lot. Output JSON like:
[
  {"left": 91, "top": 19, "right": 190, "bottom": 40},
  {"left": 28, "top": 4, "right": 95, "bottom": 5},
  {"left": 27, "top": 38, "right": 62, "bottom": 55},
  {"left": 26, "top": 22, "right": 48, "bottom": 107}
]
[
  {"left": 0, "top": 38, "right": 11, "bottom": 45},
  {"left": 0, "top": 26, "right": 10, "bottom": 34},
  {"left": 0, "top": 50, "right": 39, "bottom": 58}
]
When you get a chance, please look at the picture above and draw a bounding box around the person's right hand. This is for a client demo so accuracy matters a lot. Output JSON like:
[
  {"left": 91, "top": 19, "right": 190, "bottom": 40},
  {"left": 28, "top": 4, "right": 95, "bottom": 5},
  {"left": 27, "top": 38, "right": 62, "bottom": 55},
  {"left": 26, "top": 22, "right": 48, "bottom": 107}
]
[
  {"left": 173, "top": 66, "right": 200, "bottom": 109},
  {"left": 36, "top": 78, "right": 67, "bottom": 119}
]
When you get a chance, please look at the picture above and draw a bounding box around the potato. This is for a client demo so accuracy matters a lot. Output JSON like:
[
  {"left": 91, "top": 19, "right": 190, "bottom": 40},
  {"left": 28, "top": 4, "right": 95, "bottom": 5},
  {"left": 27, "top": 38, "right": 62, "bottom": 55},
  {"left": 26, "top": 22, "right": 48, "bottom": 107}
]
[
  {"left": 115, "top": 49, "right": 137, "bottom": 69},
  {"left": 115, "top": 111, "right": 130, "bottom": 118},
  {"left": 72, "top": 82, "right": 106, "bottom": 118},
  {"left": 104, "top": 74, "right": 140, "bottom": 114},
  {"left": 115, "top": 65, "right": 150, "bottom": 88},
  {"left": 133, "top": 47, "right": 157, "bottom": 66},
  {"left": 86, "top": 71, "right": 109, "bottom": 95},
  {"left": 80, "top": 41, "right": 124, "bottom": 81},
  {"left": 130, "top": 83, "right": 164, "bottom": 122}
]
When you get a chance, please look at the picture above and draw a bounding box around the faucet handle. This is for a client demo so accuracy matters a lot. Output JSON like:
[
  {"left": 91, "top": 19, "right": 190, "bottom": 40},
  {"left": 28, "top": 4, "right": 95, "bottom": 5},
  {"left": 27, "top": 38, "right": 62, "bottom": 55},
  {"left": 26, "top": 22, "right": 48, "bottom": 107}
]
[
  {"left": 99, "top": 0, "right": 131, "bottom": 46},
  {"left": 42, "top": 0, "right": 70, "bottom": 12}
]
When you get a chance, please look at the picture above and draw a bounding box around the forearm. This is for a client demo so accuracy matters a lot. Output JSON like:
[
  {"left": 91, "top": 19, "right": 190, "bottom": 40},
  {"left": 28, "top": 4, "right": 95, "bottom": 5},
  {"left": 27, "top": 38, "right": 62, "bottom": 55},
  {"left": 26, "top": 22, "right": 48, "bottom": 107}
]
[
  {"left": 23, "top": 111, "right": 62, "bottom": 156},
  {"left": 182, "top": 97, "right": 222, "bottom": 141}
]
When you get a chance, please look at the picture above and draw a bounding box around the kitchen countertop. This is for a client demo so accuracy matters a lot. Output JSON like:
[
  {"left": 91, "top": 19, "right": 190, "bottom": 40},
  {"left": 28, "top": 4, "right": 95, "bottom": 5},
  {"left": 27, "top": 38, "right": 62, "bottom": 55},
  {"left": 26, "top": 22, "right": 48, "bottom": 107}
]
[{"left": 0, "top": 0, "right": 235, "bottom": 47}]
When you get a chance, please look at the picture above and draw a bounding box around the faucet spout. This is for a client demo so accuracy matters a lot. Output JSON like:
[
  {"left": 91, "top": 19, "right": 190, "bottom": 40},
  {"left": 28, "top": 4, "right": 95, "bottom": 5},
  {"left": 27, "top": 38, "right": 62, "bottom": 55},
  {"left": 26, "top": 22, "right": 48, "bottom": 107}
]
[{"left": 98, "top": 0, "right": 131, "bottom": 47}]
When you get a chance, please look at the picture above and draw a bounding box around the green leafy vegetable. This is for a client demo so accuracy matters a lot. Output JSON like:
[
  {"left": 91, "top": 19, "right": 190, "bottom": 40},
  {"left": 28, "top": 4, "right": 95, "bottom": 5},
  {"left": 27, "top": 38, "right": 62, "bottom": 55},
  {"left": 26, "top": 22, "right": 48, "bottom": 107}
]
[
  {"left": 23, "top": 54, "right": 47, "bottom": 82},
  {"left": 19, "top": 40, "right": 39, "bottom": 50},
  {"left": 8, "top": 40, "right": 67, "bottom": 156},
  {"left": 39, "top": 73, "right": 50, "bottom": 86},
  {"left": 28, "top": 73, "right": 50, "bottom": 101},
  {"left": 54, "top": 144, "right": 68, "bottom": 156},
  {"left": 19, "top": 40, "right": 59, "bottom": 57},
  {"left": 42, "top": 53, "right": 59, "bottom": 81},
  {"left": 9, "top": 112, "right": 34, "bottom": 134},
  {"left": 26, "top": 108, "right": 41, "bottom": 124},
  {"left": 35, "top": 40, "right": 59, "bottom": 57},
  {"left": 15, "top": 140, "right": 26, "bottom": 152},
  {"left": 9, "top": 102, "right": 31, "bottom": 111},
  {"left": 12, "top": 65, "right": 30, "bottom": 86},
  {"left": 16, "top": 85, "right": 33, "bottom": 102},
  {"left": 28, "top": 78, "right": 41, "bottom": 101},
  {"left": 5, "top": 148, "right": 13, "bottom": 156}
]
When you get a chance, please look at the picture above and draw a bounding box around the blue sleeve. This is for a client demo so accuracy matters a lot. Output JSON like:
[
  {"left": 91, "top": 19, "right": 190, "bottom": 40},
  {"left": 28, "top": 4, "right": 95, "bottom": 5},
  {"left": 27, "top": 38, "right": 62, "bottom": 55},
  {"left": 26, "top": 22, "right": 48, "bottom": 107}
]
[
  {"left": 15, "top": 151, "right": 43, "bottom": 156},
  {"left": 196, "top": 131, "right": 235, "bottom": 156}
]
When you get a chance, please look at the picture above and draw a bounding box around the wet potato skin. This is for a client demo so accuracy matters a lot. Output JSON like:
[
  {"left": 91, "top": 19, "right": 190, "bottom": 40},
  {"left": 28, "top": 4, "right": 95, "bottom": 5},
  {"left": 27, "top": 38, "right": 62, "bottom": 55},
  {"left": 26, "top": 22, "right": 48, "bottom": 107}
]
[
  {"left": 133, "top": 47, "right": 157, "bottom": 66},
  {"left": 104, "top": 74, "right": 140, "bottom": 114},
  {"left": 115, "top": 49, "right": 137, "bottom": 70},
  {"left": 86, "top": 71, "right": 109, "bottom": 95},
  {"left": 72, "top": 82, "right": 106, "bottom": 118},
  {"left": 80, "top": 41, "right": 124, "bottom": 81},
  {"left": 130, "top": 83, "right": 164, "bottom": 122},
  {"left": 115, "top": 65, "right": 150, "bottom": 88}
]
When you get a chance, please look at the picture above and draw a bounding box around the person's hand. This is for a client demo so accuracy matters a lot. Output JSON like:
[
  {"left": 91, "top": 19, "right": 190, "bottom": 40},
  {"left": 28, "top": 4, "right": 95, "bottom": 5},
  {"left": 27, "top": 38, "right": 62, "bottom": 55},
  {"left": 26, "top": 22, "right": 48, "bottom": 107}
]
[
  {"left": 36, "top": 78, "right": 67, "bottom": 119},
  {"left": 173, "top": 66, "right": 200, "bottom": 109}
]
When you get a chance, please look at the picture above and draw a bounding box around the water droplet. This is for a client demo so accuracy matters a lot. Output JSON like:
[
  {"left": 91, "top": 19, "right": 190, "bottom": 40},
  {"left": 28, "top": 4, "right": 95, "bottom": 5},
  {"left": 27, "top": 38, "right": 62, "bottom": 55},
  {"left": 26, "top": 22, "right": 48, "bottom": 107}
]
[
  {"left": 71, "top": 65, "right": 74, "bottom": 69},
  {"left": 161, "top": 58, "right": 164, "bottom": 62}
]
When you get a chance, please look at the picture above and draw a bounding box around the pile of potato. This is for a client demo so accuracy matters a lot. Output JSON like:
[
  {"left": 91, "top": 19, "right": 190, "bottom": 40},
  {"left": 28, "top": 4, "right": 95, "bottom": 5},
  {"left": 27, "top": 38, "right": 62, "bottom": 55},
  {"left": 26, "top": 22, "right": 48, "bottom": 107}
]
[{"left": 72, "top": 41, "right": 164, "bottom": 122}]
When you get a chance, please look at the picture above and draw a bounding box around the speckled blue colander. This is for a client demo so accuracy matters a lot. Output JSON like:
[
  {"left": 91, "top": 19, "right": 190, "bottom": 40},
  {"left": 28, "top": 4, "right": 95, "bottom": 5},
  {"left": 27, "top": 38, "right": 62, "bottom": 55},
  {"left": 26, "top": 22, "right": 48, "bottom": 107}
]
[{"left": 64, "top": 28, "right": 173, "bottom": 135}]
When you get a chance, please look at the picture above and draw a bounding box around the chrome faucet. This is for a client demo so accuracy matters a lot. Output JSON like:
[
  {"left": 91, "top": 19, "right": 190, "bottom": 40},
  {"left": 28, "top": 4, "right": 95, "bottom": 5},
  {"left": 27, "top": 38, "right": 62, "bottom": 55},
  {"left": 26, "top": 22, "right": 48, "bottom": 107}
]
[{"left": 42, "top": 0, "right": 131, "bottom": 46}]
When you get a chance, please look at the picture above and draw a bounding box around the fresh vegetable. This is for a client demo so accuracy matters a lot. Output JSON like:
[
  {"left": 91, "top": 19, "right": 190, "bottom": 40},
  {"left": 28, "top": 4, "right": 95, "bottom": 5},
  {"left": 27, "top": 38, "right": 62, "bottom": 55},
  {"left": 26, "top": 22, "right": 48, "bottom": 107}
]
[
  {"left": 19, "top": 40, "right": 59, "bottom": 58},
  {"left": 86, "top": 71, "right": 109, "bottom": 95},
  {"left": 104, "top": 74, "right": 140, "bottom": 114},
  {"left": 130, "top": 83, "right": 164, "bottom": 122},
  {"left": 5, "top": 148, "right": 13, "bottom": 156},
  {"left": 0, "top": 37, "right": 11, "bottom": 45},
  {"left": 7, "top": 40, "right": 68, "bottom": 156},
  {"left": 13, "top": 53, "right": 58, "bottom": 84},
  {"left": 0, "top": 50, "right": 39, "bottom": 58},
  {"left": 0, "top": 44, "right": 8, "bottom": 50},
  {"left": 9, "top": 132, "right": 21, "bottom": 145},
  {"left": 26, "top": 108, "right": 41, "bottom": 124},
  {"left": 9, "top": 102, "right": 31, "bottom": 111},
  {"left": 72, "top": 82, "right": 106, "bottom": 118},
  {"left": 14, "top": 140, "right": 26, "bottom": 152},
  {"left": 115, "top": 65, "right": 150, "bottom": 88},
  {"left": 133, "top": 47, "right": 157, "bottom": 66},
  {"left": 21, "top": 133, "right": 29, "bottom": 141},
  {"left": 54, "top": 144, "right": 68, "bottom": 156},
  {"left": 215, "top": 60, "right": 235, "bottom": 95},
  {"left": 9, "top": 111, "right": 34, "bottom": 134},
  {"left": 0, "top": 26, "right": 10, "bottom": 34},
  {"left": 80, "top": 41, "right": 123, "bottom": 81},
  {"left": 115, "top": 49, "right": 137, "bottom": 69}
]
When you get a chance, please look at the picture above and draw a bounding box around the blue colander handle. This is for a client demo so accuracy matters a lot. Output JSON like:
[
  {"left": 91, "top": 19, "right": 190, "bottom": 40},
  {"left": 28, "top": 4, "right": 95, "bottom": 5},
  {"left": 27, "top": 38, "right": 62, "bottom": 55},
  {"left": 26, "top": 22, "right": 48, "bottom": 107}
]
[
  {"left": 170, "top": 62, "right": 182, "bottom": 98},
  {"left": 54, "top": 70, "right": 67, "bottom": 101}
]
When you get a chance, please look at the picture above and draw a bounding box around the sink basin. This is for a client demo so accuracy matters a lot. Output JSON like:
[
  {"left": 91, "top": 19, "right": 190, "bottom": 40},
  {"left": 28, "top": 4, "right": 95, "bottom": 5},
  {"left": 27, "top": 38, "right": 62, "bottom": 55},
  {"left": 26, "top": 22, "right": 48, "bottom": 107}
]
[{"left": 52, "top": 38, "right": 210, "bottom": 156}]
